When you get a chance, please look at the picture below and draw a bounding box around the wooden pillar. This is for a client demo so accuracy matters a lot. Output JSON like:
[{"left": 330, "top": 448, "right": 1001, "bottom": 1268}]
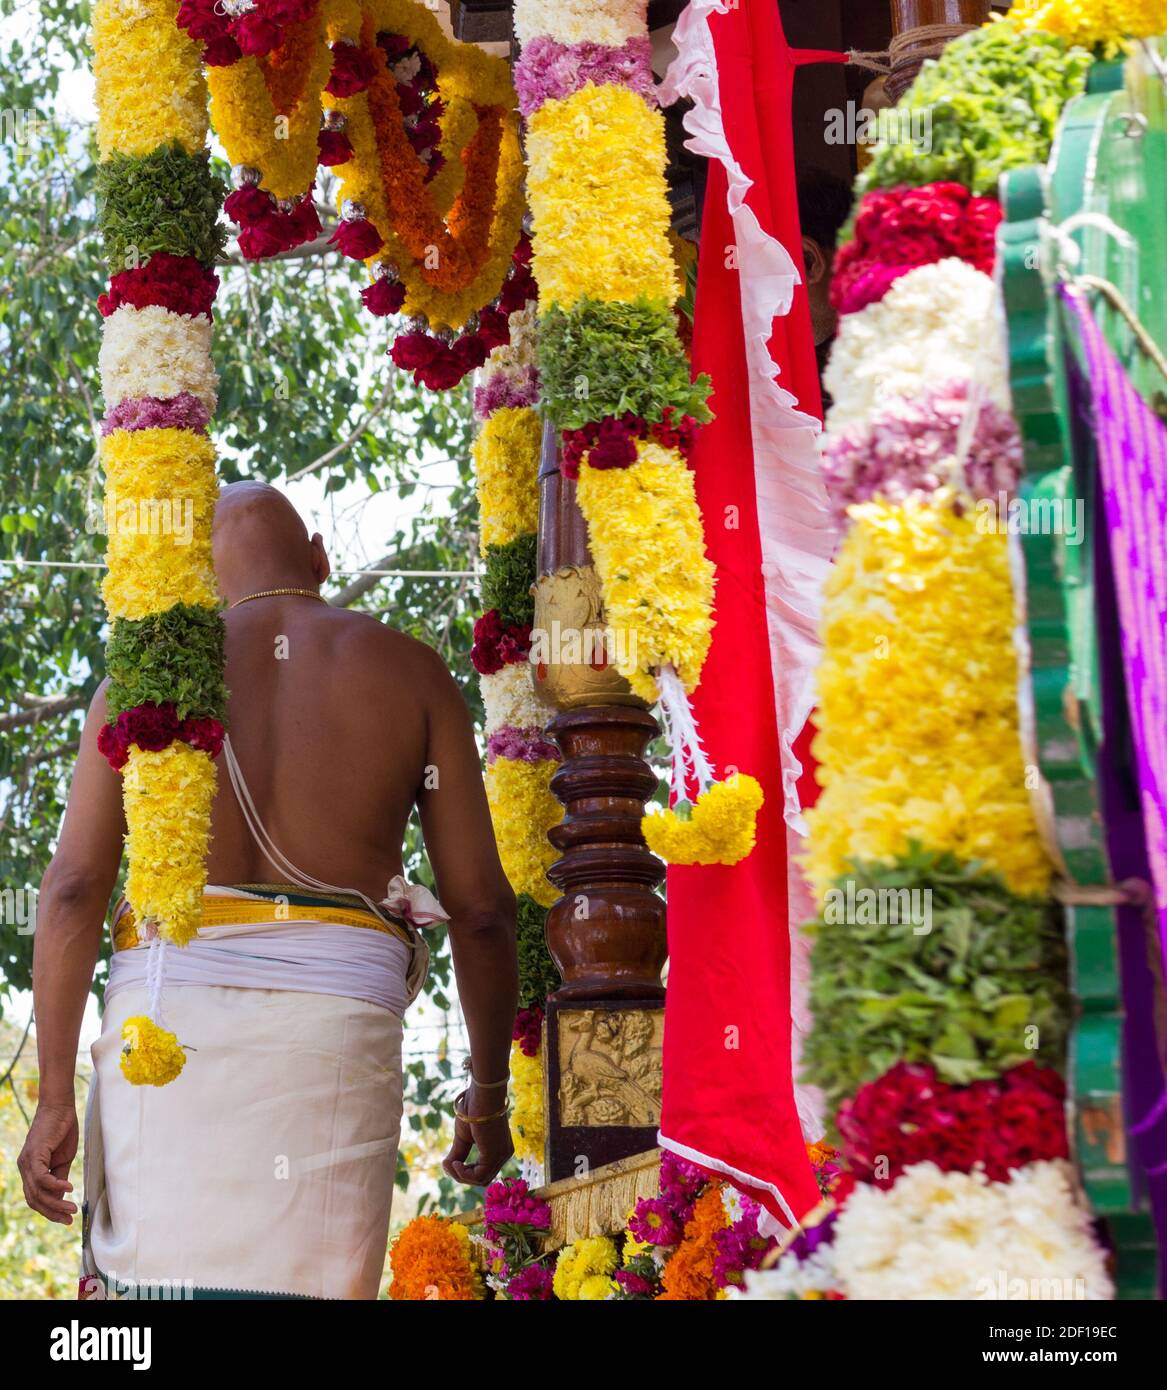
[
  {"left": 533, "top": 420, "right": 668, "bottom": 1002},
  {"left": 886, "top": 0, "right": 990, "bottom": 102},
  {"left": 533, "top": 420, "right": 667, "bottom": 1181}
]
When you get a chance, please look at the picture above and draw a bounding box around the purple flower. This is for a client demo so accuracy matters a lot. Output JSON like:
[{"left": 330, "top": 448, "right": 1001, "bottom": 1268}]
[
  {"left": 614, "top": 1268, "right": 656, "bottom": 1297},
  {"left": 101, "top": 392, "right": 211, "bottom": 436},
  {"left": 474, "top": 366, "right": 540, "bottom": 419},
  {"left": 786, "top": 1210, "right": 839, "bottom": 1263},
  {"left": 513, "top": 36, "right": 658, "bottom": 118},
  {"left": 487, "top": 726, "right": 561, "bottom": 764},
  {"left": 505, "top": 1263, "right": 554, "bottom": 1300},
  {"left": 712, "top": 1201, "right": 777, "bottom": 1289},
  {"left": 483, "top": 1177, "right": 552, "bottom": 1242},
  {"left": 627, "top": 1196, "right": 685, "bottom": 1247}
]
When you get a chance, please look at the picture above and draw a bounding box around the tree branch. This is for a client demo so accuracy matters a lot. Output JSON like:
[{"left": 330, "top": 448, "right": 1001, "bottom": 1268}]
[{"left": 0, "top": 692, "right": 88, "bottom": 733}]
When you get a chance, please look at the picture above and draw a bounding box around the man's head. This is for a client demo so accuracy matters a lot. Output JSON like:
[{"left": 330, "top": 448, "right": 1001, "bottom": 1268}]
[
  {"left": 796, "top": 167, "right": 854, "bottom": 346},
  {"left": 212, "top": 481, "right": 330, "bottom": 605}
]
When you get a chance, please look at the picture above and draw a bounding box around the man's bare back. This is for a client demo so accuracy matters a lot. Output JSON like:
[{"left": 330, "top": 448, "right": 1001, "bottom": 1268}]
[
  {"left": 19, "top": 483, "right": 519, "bottom": 1229},
  {"left": 210, "top": 600, "right": 438, "bottom": 900}
]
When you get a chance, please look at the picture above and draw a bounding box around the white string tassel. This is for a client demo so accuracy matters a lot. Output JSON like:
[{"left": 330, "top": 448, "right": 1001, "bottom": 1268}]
[
  {"left": 655, "top": 665, "right": 716, "bottom": 804},
  {"left": 144, "top": 936, "right": 170, "bottom": 1031},
  {"left": 519, "top": 1156, "right": 545, "bottom": 1190}
]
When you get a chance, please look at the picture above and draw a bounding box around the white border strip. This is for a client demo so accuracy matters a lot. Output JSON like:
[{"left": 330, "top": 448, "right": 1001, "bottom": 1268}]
[
  {"left": 658, "top": 1131, "right": 802, "bottom": 1238},
  {"left": 660, "top": 0, "right": 837, "bottom": 837}
]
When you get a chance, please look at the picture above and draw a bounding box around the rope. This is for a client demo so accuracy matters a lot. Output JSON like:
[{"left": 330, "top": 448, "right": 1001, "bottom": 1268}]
[
  {"left": 0, "top": 558, "right": 480, "bottom": 580},
  {"left": 1071, "top": 275, "right": 1167, "bottom": 390},
  {"left": 848, "top": 24, "right": 977, "bottom": 87}
]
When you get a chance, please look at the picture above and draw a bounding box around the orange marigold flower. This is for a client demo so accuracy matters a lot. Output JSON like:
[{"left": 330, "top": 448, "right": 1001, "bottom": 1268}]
[
  {"left": 656, "top": 1185, "right": 729, "bottom": 1301},
  {"left": 388, "top": 1215, "right": 482, "bottom": 1301}
]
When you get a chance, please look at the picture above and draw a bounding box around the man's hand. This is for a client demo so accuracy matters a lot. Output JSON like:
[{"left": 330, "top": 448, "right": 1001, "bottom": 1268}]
[
  {"left": 442, "top": 1081, "right": 514, "bottom": 1186},
  {"left": 18, "top": 1102, "right": 80, "bottom": 1224}
]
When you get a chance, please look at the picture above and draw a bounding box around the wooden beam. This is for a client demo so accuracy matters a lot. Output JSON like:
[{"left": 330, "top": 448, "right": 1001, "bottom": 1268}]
[
  {"left": 648, "top": 0, "right": 688, "bottom": 28},
  {"left": 447, "top": 0, "right": 512, "bottom": 43}
]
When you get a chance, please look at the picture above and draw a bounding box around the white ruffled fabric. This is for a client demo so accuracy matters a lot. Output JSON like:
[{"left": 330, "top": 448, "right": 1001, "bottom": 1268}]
[
  {"left": 661, "top": 1, "right": 835, "bottom": 1145},
  {"left": 661, "top": 0, "right": 836, "bottom": 838}
]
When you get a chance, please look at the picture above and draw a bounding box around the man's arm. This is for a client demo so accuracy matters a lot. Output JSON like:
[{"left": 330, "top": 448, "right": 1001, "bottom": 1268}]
[
  {"left": 18, "top": 682, "right": 124, "bottom": 1223},
  {"left": 415, "top": 651, "right": 518, "bottom": 1186}
]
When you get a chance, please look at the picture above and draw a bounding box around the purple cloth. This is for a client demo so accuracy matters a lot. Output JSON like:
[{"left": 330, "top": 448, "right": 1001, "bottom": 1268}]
[
  {"left": 101, "top": 392, "right": 211, "bottom": 436},
  {"left": 1064, "top": 286, "right": 1167, "bottom": 1285},
  {"left": 513, "top": 35, "right": 658, "bottom": 117},
  {"left": 1064, "top": 286, "right": 1167, "bottom": 964}
]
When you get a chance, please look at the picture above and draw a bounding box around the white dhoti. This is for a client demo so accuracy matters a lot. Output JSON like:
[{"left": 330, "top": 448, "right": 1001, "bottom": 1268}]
[{"left": 83, "top": 892, "right": 428, "bottom": 1301}]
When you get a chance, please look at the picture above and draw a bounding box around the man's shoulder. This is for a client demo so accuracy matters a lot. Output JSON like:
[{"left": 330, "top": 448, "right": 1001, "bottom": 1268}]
[{"left": 324, "top": 608, "right": 448, "bottom": 685}]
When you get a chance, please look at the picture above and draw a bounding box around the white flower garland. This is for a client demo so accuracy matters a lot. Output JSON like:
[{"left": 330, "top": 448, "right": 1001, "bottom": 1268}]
[
  {"left": 513, "top": 0, "right": 647, "bottom": 48},
  {"left": 832, "top": 1161, "right": 1114, "bottom": 1301},
  {"left": 98, "top": 303, "right": 219, "bottom": 411},
  {"left": 481, "top": 661, "right": 547, "bottom": 736},
  {"left": 823, "top": 260, "right": 1011, "bottom": 432}
]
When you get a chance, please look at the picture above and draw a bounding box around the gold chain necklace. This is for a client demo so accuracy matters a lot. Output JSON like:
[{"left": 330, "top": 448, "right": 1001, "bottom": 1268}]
[{"left": 229, "top": 587, "right": 326, "bottom": 610}]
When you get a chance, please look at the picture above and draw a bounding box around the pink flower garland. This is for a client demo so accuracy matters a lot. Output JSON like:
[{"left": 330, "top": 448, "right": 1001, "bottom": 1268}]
[
  {"left": 831, "top": 182, "right": 1002, "bottom": 316},
  {"left": 101, "top": 393, "right": 211, "bottom": 437},
  {"left": 821, "top": 378, "right": 1023, "bottom": 525},
  {"left": 513, "top": 35, "right": 658, "bottom": 118}
]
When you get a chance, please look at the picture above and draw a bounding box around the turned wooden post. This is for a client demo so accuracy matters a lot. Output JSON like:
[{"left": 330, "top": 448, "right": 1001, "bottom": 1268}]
[
  {"left": 533, "top": 419, "right": 667, "bottom": 1001},
  {"left": 886, "top": 0, "right": 990, "bottom": 101}
]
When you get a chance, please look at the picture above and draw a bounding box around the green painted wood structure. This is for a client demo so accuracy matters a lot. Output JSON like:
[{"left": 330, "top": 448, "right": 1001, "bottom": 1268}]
[{"left": 1001, "top": 44, "right": 1167, "bottom": 1299}]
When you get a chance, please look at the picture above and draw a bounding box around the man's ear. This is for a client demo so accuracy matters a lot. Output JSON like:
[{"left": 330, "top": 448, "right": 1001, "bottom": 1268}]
[
  {"left": 802, "top": 236, "right": 827, "bottom": 286},
  {"left": 310, "top": 533, "right": 331, "bottom": 587}
]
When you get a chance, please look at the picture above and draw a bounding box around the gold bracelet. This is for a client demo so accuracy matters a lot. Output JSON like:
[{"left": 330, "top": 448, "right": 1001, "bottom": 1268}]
[
  {"left": 454, "top": 1090, "right": 509, "bottom": 1125},
  {"left": 462, "top": 1059, "right": 510, "bottom": 1089}
]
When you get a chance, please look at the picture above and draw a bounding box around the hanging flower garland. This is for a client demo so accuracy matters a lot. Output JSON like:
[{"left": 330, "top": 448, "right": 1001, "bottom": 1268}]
[
  {"left": 196, "top": 0, "right": 526, "bottom": 378},
  {"left": 466, "top": 259, "right": 563, "bottom": 1182},
  {"left": 92, "top": 0, "right": 228, "bottom": 1087},
  {"left": 515, "top": 0, "right": 760, "bottom": 869},
  {"left": 796, "top": 7, "right": 1118, "bottom": 1299}
]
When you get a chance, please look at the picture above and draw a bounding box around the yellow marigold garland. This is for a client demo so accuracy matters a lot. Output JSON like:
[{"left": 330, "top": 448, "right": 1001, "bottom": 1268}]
[
  {"left": 508, "top": 1039, "right": 545, "bottom": 1166},
  {"left": 119, "top": 1015, "right": 188, "bottom": 1086},
  {"left": 525, "top": 83, "right": 679, "bottom": 312},
  {"left": 485, "top": 757, "right": 562, "bottom": 908},
  {"left": 552, "top": 1236, "right": 619, "bottom": 1301},
  {"left": 474, "top": 407, "right": 543, "bottom": 554},
  {"left": 122, "top": 743, "right": 218, "bottom": 946},
  {"left": 575, "top": 441, "right": 716, "bottom": 703},
  {"left": 1009, "top": 0, "right": 1167, "bottom": 48},
  {"left": 642, "top": 773, "right": 764, "bottom": 867},
  {"left": 206, "top": 11, "right": 333, "bottom": 200},
  {"left": 92, "top": 0, "right": 209, "bottom": 159},
  {"left": 803, "top": 496, "right": 1053, "bottom": 899},
  {"left": 388, "top": 1215, "right": 482, "bottom": 1300}
]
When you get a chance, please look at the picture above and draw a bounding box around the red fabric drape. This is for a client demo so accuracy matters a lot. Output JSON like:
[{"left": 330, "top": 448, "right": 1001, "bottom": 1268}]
[{"left": 659, "top": 4, "right": 831, "bottom": 1227}]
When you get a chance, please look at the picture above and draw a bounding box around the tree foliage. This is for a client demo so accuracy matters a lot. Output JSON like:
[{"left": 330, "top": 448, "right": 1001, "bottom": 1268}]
[{"left": 0, "top": 0, "right": 481, "bottom": 1117}]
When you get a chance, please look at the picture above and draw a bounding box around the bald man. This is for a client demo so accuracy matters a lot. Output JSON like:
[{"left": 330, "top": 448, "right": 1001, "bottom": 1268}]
[{"left": 19, "top": 483, "right": 518, "bottom": 1300}]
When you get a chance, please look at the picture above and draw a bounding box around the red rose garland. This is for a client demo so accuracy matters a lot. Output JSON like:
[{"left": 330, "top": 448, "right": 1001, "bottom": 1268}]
[
  {"left": 560, "top": 408, "right": 700, "bottom": 481},
  {"left": 835, "top": 1061, "right": 1069, "bottom": 1188},
  {"left": 98, "top": 703, "right": 226, "bottom": 772},
  {"left": 97, "top": 253, "right": 220, "bottom": 321},
  {"left": 831, "top": 181, "right": 1003, "bottom": 316},
  {"left": 470, "top": 609, "right": 532, "bottom": 677}
]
